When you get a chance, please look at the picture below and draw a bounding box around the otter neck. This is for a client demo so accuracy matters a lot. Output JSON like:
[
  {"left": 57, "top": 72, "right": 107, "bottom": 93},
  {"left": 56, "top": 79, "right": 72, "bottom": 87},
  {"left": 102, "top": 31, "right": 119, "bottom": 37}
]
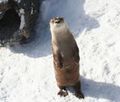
[{"left": 51, "top": 28, "right": 71, "bottom": 43}]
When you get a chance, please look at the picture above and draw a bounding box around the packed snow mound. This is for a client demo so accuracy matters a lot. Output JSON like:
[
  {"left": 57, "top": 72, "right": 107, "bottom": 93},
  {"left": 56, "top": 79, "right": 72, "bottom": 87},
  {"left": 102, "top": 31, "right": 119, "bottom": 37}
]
[{"left": 0, "top": 0, "right": 120, "bottom": 102}]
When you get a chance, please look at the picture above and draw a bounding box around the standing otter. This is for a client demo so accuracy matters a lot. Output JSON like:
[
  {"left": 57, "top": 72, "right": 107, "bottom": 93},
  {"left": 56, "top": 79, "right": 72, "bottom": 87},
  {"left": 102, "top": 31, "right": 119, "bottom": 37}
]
[{"left": 49, "top": 17, "right": 84, "bottom": 99}]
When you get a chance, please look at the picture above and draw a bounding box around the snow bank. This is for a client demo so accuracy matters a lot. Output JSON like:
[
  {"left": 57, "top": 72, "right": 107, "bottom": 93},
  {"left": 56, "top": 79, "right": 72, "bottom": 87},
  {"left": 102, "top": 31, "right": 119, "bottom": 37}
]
[{"left": 0, "top": 0, "right": 120, "bottom": 102}]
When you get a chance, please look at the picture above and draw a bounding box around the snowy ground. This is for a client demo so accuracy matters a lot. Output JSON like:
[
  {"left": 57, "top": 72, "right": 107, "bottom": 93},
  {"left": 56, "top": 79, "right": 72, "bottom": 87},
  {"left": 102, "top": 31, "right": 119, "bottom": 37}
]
[{"left": 0, "top": 0, "right": 120, "bottom": 102}]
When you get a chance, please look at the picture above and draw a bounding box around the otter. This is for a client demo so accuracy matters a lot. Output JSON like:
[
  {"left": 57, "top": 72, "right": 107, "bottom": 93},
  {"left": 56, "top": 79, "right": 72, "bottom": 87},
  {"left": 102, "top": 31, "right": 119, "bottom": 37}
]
[{"left": 49, "top": 17, "right": 84, "bottom": 99}]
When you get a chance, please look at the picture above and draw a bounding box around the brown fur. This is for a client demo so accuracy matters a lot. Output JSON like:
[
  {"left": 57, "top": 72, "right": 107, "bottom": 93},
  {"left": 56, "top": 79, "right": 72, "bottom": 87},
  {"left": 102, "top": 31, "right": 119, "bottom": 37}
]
[{"left": 50, "top": 17, "right": 84, "bottom": 99}]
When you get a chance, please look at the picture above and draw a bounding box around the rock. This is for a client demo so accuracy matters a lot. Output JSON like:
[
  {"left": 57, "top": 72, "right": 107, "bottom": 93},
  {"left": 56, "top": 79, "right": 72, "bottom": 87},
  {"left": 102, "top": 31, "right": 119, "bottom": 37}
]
[{"left": 0, "top": 0, "right": 42, "bottom": 46}]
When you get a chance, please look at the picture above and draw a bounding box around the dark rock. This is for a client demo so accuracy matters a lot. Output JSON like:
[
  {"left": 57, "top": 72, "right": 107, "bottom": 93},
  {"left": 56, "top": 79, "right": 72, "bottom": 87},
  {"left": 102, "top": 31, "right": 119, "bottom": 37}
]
[{"left": 0, "top": 0, "right": 42, "bottom": 46}]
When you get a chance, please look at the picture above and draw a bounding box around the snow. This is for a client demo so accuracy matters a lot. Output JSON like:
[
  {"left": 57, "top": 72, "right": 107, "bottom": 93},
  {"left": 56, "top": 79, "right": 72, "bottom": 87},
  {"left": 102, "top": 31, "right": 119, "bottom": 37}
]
[
  {"left": 0, "top": 0, "right": 8, "bottom": 3},
  {"left": 19, "top": 8, "right": 25, "bottom": 30},
  {"left": 0, "top": 0, "right": 120, "bottom": 102}
]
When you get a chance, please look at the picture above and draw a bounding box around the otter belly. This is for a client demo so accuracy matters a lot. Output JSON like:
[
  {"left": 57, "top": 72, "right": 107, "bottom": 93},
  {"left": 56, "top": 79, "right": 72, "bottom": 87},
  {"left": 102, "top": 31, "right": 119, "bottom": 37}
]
[{"left": 54, "top": 61, "right": 80, "bottom": 86}]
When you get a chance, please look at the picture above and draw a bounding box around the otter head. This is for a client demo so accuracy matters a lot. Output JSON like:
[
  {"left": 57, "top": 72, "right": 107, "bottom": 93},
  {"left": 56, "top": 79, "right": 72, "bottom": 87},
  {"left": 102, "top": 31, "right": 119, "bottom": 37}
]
[{"left": 49, "top": 17, "right": 69, "bottom": 34}]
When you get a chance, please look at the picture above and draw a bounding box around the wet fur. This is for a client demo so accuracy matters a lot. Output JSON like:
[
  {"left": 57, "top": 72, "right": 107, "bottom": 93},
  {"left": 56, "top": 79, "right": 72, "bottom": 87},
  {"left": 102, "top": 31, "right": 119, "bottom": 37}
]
[{"left": 50, "top": 17, "right": 84, "bottom": 99}]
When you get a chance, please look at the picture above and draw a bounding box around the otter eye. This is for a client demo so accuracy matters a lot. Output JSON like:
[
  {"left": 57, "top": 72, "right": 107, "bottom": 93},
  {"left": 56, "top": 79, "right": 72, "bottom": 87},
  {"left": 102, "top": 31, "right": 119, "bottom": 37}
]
[
  {"left": 60, "top": 17, "right": 64, "bottom": 21},
  {"left": 51, "top": 17, "right": 64, "bottom": 24}
]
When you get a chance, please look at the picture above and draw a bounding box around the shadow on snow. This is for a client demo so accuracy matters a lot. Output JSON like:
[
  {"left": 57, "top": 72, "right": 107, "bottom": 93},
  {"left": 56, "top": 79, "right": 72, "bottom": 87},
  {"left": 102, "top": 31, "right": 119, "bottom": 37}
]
[
  {"left": 82, "top": 77, "right": 120, "bottom": 102},
  {"left": 10, "top": 0, "right": 99, "bottom": 58}
]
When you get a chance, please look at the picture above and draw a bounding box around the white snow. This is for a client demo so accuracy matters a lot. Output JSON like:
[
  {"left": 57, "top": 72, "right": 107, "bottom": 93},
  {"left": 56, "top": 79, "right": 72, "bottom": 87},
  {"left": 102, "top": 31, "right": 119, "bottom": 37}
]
[
  {"left": 0, "top": 0, "right": 120, "bottom": 102},
  {"left": 19, "top": 8, "right": 25, "bottom": 30}
]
